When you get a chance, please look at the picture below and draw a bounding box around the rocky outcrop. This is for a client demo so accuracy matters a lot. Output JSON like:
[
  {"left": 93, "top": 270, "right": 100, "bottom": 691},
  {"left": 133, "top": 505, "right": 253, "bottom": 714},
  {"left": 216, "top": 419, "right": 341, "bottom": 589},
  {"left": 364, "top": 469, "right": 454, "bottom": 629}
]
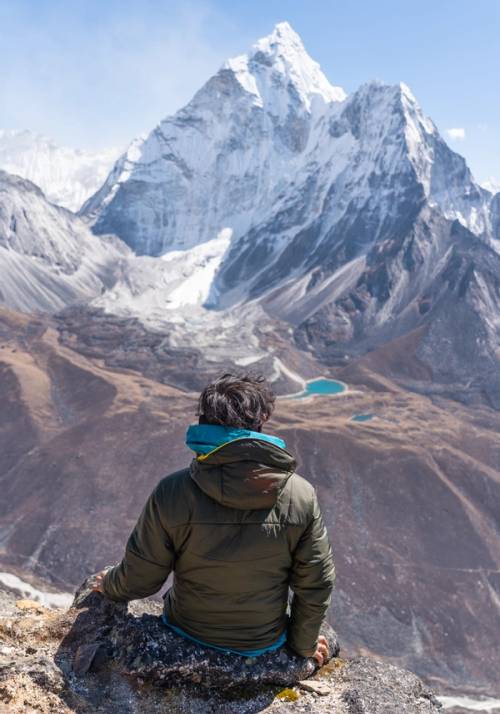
[
  {"left": 0, "top": 578, "right": 443, "bottom": 713},
  {"left": 69, "top": 576, "right": 338, "bottom": 688}
]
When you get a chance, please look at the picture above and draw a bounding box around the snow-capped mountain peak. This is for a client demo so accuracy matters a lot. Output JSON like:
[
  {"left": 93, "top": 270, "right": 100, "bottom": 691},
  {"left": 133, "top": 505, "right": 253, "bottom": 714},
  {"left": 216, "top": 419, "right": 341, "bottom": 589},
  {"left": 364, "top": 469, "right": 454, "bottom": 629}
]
[
  {"left": 0, "top": 129, "right": 122, "bottom": 211},
  {"left": 224, "top": 21, "right": 346, "bottom": 110},
  {"left": 82, "top": 23, "right": 349, "bottom": 255},
  {"left": 340, "top": 81, "right": 490, "bottom": 236},
  {"left": 81, "top": 21, "right": 497, "bottom": 278}
]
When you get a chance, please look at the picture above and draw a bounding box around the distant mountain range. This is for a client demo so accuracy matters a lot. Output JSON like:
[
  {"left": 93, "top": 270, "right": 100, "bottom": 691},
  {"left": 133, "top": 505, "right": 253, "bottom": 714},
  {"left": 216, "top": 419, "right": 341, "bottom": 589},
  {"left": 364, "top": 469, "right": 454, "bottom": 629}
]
[
  {"left": 0, "top": 21, "right": 498, "bottom": 406},
  {"left": 0, "top": 129, "right": 121, "bottom": 211}
]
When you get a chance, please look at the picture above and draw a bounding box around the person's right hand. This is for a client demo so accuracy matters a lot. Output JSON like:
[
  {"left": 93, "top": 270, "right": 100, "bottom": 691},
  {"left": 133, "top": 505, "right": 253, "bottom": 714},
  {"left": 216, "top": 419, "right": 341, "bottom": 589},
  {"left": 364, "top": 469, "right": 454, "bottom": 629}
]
[
  {"left": 313, "top": 635, "right": 329, "bottom": 666},
  {"left": 91, "top": 570, "right": 108, "bottom": 594}
]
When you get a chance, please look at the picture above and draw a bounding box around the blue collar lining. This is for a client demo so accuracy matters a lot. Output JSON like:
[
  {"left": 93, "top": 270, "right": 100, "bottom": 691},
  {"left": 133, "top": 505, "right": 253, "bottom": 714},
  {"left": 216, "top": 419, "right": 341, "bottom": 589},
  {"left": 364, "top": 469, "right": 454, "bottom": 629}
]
[{"left": 185, "top": 423, "right": 286, "bottom": 455}]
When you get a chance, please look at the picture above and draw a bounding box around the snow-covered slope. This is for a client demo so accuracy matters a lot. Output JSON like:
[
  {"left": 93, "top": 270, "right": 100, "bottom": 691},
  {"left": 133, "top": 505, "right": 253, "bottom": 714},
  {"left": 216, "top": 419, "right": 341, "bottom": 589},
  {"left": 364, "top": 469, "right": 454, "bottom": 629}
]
[
  {"left": 0, "top": 170, "right": 129, "bottom": 313},
  {"left": 0, "top": 130, "right": 121, "bottom": 211},
  {"left": 95, "top": 228, "right": 232, "bottom": 320},
  {"left": 213, "top": 79, "right": 494, "bottom": 305}
]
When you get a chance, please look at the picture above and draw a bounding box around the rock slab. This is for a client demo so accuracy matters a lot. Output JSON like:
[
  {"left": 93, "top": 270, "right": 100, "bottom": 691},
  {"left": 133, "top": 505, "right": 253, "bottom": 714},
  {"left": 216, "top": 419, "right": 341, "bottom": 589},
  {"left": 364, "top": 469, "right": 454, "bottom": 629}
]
[
  {"left": 71, "top": 576, "right": 339, "bottom": 688},
  {"left": 0, "top": 576, "right": 443, "bottom": 713}
]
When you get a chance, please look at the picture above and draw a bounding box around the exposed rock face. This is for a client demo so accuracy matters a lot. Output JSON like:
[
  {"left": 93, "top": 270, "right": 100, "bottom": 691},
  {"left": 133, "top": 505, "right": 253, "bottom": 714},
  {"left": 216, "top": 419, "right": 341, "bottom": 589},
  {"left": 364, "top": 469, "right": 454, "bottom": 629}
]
[
  {"left": 0, "top": 580, "right": 442, "bottom": 713},
  {"left": 291, "top": 209, "right": 500, "bottom": 408}
]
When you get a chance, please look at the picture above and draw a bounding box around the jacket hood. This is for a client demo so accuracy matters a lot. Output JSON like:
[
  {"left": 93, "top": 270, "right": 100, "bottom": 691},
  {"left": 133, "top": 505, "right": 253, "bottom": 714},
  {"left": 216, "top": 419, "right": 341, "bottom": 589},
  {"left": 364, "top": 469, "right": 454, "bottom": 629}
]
[{"left": 189, "top": 437, "right": 297, "bottom": 510}]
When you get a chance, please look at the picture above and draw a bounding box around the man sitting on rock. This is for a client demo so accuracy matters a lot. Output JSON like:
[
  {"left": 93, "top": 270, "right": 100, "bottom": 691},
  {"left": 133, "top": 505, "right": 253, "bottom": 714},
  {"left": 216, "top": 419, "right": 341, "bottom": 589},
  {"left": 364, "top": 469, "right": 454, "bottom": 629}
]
[{"left": 93, "top": 373, "right": 335, "bottom": 666}]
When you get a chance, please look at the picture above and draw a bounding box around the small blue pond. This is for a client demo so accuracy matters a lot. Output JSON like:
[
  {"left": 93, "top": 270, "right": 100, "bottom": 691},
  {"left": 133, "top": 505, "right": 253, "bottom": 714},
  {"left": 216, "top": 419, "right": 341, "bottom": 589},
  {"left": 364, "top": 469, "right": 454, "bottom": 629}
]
[
  {"left": 351, "top": 414, "right": 374, "bottom": 422},
  {"left": 294, "top": 378, "right": 346, "bottom": 398}
]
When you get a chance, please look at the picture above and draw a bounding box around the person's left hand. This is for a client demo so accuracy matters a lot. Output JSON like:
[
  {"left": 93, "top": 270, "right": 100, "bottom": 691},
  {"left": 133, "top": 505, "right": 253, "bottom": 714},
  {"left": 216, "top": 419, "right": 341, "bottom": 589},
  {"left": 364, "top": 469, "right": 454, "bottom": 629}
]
[
  {"left": 91, "top": 570, "right": 108, "bottom": 594},
  {"left": 313, "top": 635, "right": 329, "bottom": 666}
]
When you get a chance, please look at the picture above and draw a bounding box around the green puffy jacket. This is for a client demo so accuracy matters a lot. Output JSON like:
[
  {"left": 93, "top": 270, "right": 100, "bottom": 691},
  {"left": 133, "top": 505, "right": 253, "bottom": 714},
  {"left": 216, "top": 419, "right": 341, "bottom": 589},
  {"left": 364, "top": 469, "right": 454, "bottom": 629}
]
[{"left": 103, "top": 438, "right": 335, "bottom": 657}]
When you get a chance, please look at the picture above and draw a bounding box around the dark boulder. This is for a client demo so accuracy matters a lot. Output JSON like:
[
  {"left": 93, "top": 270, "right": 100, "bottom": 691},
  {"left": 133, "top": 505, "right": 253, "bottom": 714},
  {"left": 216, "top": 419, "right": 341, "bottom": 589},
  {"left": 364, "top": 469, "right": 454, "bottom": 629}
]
[
  {"left": 70, "top": 575, "right": 340, "bottom": 688},
  {"left": 0, "top": 578, "right": 444, "bottom": 713}
]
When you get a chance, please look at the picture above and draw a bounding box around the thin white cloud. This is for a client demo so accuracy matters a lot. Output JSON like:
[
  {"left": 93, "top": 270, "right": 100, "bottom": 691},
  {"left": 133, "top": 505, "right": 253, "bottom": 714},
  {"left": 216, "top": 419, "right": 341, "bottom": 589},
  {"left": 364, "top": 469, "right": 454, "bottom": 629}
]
[
  {"left": 446, "top": 127, "right": 466, "bottom": 141},
  {"left": 0, "top": 0, "right": 244, "bottom": 151}
]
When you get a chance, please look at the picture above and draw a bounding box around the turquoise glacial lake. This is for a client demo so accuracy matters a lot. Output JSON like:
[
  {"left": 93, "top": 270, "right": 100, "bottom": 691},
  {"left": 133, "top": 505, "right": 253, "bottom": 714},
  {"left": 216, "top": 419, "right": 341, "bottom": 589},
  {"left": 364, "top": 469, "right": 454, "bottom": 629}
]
[
  {"left": 291, "top": 380, "right": 376, "bottom": 422},
  {"left": 294, "top": 378, "right": 346, "bottom": 398}
]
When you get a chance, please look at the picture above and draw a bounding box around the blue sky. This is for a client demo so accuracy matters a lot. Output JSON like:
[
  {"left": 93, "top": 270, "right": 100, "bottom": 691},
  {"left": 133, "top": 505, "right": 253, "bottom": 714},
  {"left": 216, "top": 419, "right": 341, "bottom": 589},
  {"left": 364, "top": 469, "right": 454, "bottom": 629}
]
[{"left": 0, "top": 0, "right": 498, "bottom": 183}]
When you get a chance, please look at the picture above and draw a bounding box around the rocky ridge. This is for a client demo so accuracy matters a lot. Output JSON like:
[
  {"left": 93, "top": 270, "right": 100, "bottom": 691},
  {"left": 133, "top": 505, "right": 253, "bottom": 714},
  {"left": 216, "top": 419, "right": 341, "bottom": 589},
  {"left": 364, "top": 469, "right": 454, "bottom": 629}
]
[
  {"left": 0, "top": 171, "right": 129, "bottom": 314},
  {"left": 0, "top": 577, "right": 443, "bottom": 713}
]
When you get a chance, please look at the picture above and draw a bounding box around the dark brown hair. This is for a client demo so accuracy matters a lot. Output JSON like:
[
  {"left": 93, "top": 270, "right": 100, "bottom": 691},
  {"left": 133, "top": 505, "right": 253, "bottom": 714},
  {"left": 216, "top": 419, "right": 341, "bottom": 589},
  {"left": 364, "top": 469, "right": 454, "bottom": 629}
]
[{"left": 197, "top": 373, "right": 276, "bottom": 430}]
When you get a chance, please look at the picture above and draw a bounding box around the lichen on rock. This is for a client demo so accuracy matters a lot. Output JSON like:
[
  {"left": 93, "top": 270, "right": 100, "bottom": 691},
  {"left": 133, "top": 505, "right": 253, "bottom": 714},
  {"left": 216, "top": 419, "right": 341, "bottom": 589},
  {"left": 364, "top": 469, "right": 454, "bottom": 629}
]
[{"left": 0, "top": 577, "right": 443, "bottom": 713}]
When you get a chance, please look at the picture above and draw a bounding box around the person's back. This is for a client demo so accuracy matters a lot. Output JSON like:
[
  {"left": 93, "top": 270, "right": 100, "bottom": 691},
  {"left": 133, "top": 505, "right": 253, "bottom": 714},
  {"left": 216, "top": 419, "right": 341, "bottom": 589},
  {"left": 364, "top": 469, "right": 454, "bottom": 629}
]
[{"left": 96, "top": 373, "right": 335, "bottom": 662}]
